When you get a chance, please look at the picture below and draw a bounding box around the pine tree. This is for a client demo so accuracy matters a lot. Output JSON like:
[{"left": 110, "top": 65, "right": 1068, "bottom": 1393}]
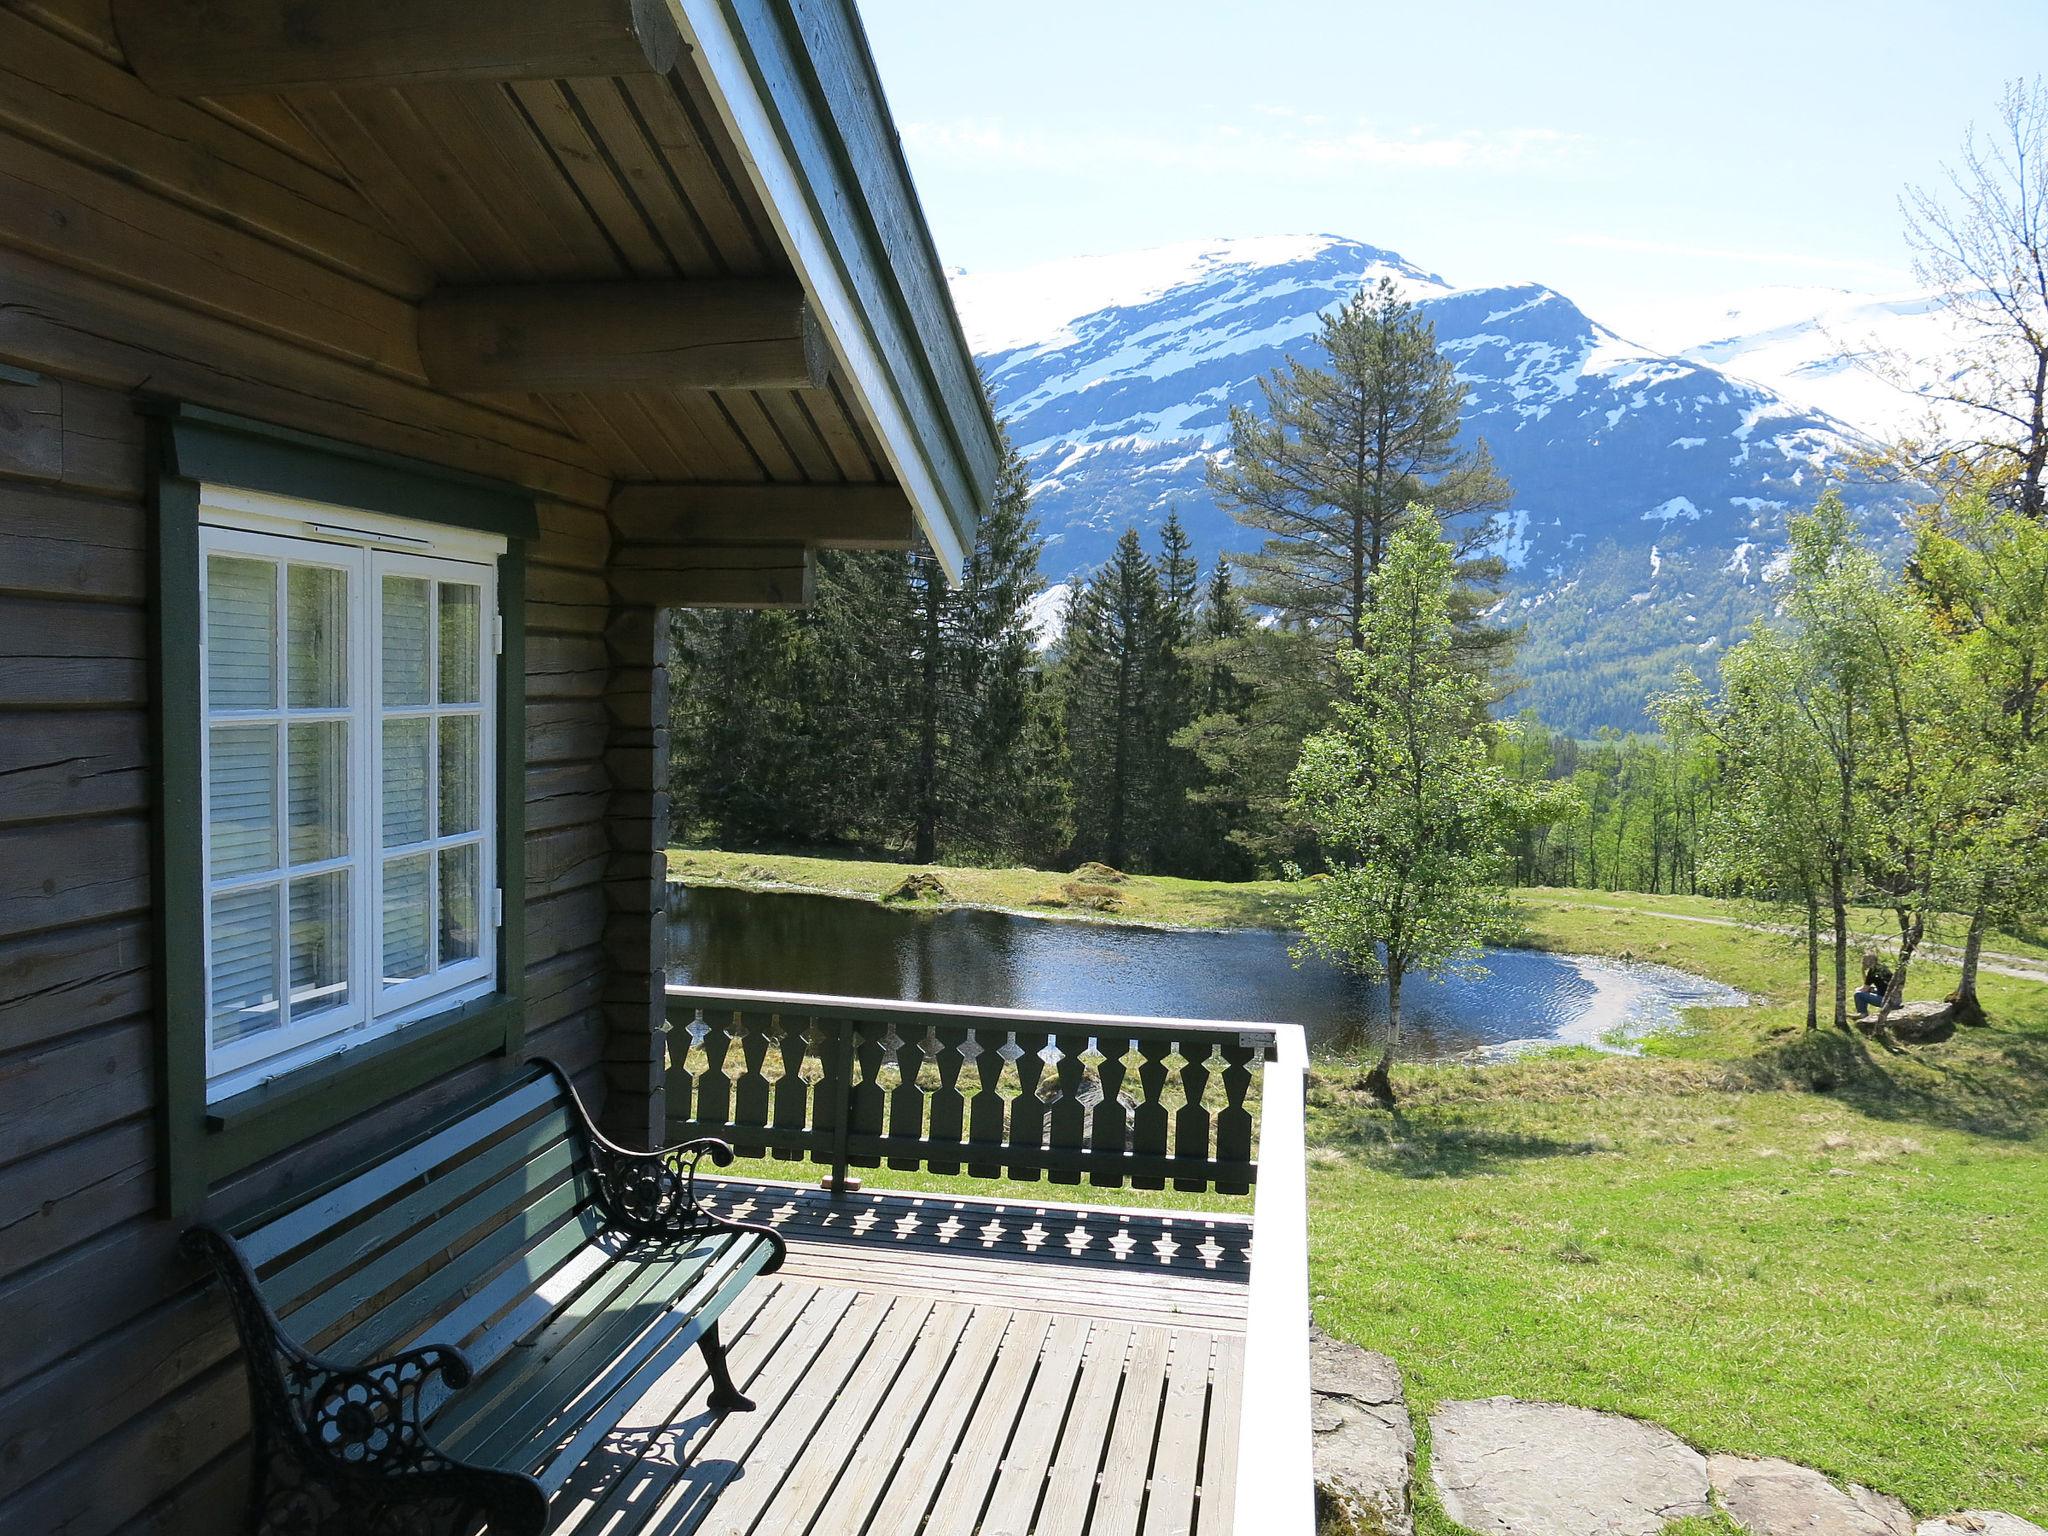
[{"left": 1210, "top": 276, "right": 1514, "bottom": 671}]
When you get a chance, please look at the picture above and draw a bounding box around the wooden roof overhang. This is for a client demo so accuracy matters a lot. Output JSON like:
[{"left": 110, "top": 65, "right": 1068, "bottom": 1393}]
[{"left": 96, "top": 0, "right": 998, "bottom": 599}]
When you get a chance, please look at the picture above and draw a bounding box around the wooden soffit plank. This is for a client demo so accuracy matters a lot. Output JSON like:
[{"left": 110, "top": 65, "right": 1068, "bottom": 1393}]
[
  {"left": 609, "top": 482, "right": 915, "bottom": 548},
  {"left": 112, "top": 0, "right": 681, "bottom": 95}
]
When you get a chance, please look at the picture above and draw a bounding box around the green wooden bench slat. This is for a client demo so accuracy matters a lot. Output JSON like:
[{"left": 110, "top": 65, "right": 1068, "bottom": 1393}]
[
  {"left": 435, "top": 1233, "right": 732, "bottom": 1456},
  {"left": 431, "top": 1214, "right": 613, "bottom": 1373},
  {"left": 238, "top": 1072, "right": 560, "bottom": 1266},
  {"left": 261, "top": 1110, "right": 575, "bottom": 1313},
  {"left": 532, "top": 1239, "right": 775, "bottom": 1495},
  {"left": 318, "top": 1173, "right": 588, "bottom": 1362},
  {"left": 282, "top": 1138, "right": 582, "bottom": 1346},
  {"left": 472, "top": 1235, "right": 759, "bottom": 1478}
]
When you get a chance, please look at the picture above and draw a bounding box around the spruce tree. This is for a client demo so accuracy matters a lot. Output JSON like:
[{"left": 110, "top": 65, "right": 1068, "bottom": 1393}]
[{"left": 1061, "top": 529, "right": 1167, "bottom": 869}]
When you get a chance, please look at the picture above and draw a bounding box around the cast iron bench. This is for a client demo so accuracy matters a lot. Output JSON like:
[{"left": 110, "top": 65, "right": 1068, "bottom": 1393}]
[{"left": 184, "top": 1059, "right": 786, "bottom": 1536}]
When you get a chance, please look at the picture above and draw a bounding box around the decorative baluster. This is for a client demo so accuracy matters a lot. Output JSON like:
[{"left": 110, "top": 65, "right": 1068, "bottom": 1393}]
[
  {"left": 1046, "top": 1030, "right": 1090, "bottom": 1186},
  {"left": 1090, "top": 1034, "right": 1134, "bottom": 1189},
  {"left": 965, "top": 1029, "right": 1005, "bottom": 1178},
  {"left": 1173, "top": 1038, "right": 1215, "bottom": 1192},
  {"left": 731, "top": 1013, "right": 774, "bottom": 1153},
  {"left": 846, "top": 1020, "right": 890, "bottom": 1170},
  {"left": 1130, "top": 1037, "right": 1171, "bottom": 1190},
  {"left": 886, "top": 1026, "right": 928, "bottom": 1170},
  {"left": 695, "top": 1009, "right": 736, "bottom": 1133},
  {"left": 1213, "top": 1039, "right": 1257, "bottom": 1195},
  {"left": 925, "top": 1027, "right": 968, "bottom": 1175},
  {"left": 1006, "top": 1029, "right": 1050, "bottom": 1181},
  {"left": 768, "top": 1016, "right": 811, "bottom": 1162}
]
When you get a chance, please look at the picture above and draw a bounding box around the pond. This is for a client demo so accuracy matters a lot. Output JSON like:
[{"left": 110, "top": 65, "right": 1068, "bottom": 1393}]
[{"left": 665, "top": 885, "right": 1746, "bottom": 1060}]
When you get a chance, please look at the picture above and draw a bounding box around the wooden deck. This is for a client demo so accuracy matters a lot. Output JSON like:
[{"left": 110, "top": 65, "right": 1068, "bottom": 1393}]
[{"left": 541, "top": 1179, "right": 1253, "bottom": 1535}]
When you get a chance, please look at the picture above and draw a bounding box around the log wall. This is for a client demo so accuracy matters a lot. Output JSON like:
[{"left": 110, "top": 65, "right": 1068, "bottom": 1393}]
[{"left": 0, "top": 5, "right": 673, "bottom": 1528}]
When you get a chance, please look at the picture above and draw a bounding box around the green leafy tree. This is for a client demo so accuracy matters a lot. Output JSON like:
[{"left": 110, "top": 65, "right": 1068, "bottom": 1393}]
[
  {"left": 1060, "top": 529, "right": 1169, "bottom": 869},
  {"left": 1289, "top": 509, "right": 1571, "bottom": 1104}
]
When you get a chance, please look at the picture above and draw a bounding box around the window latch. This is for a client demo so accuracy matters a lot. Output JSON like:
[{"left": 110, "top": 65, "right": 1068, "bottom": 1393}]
[{"left": 492, "top": 887, "right": 504, "bottom": 929}]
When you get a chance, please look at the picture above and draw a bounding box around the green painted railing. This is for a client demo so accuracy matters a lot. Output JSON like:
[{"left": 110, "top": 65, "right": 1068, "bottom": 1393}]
[{"left": 661, "top": 985, "right": 1279, "bottom": 1194}]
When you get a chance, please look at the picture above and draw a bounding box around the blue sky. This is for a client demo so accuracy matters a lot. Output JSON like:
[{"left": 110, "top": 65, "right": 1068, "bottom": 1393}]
[{"left": 862, "top": 2, "right": 2046, "bottom": 333}]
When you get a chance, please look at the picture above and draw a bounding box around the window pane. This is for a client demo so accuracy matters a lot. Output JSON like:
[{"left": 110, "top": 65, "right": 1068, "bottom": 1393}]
[
  {"left": 207, "top": 556, "right": 275, "bottom": 709},
  {"left": 287, "top": 564, "right": 348, "bottom": 710},
  {"left": 210, "top": 886, "right": 280, "bottom": 1048},
  {"left": 289, "top": 872, "right": 351, "bottom": 1021},
  {"left": 439, "top": 583, "right": 481, "bottom": 703},
  {"left": 382, "top": 575, "right": 430, "bottom": 706},
  {"left": 382, "top": 854, "right": 430, "bottom": 981},
  {"left": 438, "top": 715, "right": 480, "bottom": 837},
  {"left": 288, "top": 721, "right": 348, "bottom": 865},
  {"left": 209, "top": 725, "right": 278, "bottom": 877},
  {"left": 382, "top": 717, "right": 430, "bottom": 847},
  {"left": 438, "top": 844, "right": 480, "bottom": 966}
]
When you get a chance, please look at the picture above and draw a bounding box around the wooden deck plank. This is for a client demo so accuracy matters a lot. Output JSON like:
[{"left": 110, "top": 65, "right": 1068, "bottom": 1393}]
[
  {"left": 1087, "top": 1323, "right": 1174, "bottom": 1536},
  {"left": 828, "top": 1306, "right": 1015, "bottom": 1536},
  {"left": 646, "top": 1287, "right": 889, "bottom": 1536},
  {"left": 1202, "top": 1332, "right": 1247, "bottom": 1535},
  {"left": 1141, "top": 1332, "right": 1213, "bottom": 1536},
  {"left": 1032, "top": 1322, "right": 1137, "bottom": 1536},
  {"left": 974, "top": 1313, "right": 1099, "bottom": 1536},
  {"left": 569, "top": 1281, "right": 857, "bottom": 1536},
  {"left": 751, "top": 1298, "right": 958, "bottom": 1529},
  {"left": 800, "top": 1301, "right": 985, "bottom": 1536},
  {"left": 919, "top": 1310, "right": 1062, "bottom": 1536}
]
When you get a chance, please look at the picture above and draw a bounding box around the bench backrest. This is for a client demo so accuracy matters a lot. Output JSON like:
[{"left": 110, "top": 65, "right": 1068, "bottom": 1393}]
[{"left": 229, "top": 1066, "right": 605, "bottom": 1370}]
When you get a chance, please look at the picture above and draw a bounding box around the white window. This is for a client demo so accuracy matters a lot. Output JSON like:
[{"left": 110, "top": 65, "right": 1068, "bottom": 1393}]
[{"left": 198, "top": 487, "right": 504, "bottom": 1101}]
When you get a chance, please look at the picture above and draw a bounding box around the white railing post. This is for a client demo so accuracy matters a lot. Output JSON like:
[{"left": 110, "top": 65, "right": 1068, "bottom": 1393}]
[{"left": 1235, "top": 1024, "right": 1315, "bottom": 1533}]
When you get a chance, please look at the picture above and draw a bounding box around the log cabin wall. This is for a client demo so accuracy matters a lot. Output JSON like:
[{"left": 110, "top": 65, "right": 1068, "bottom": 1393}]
[{"left": 0, "top": 3, "right": 750, "bottom": 1527}]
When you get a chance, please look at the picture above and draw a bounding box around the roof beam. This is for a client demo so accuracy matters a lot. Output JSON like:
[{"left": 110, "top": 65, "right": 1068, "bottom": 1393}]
[
  {"left": 418, "top": 281, "right": 826, "bottom": 394},
  {"left": 610, "top": 542, "right": 815, "bottom": 609},
  {"left": 112, "top": 0, "right": 680, "bottom": 96},
  {"left": 610, "top": 483, "right": 918, "bottom": 549}
]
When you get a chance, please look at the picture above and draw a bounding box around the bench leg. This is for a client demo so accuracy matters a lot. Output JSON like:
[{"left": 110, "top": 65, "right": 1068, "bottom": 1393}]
[{"left": 700, "top": 1322, "right": 754, "bottom": 1413}]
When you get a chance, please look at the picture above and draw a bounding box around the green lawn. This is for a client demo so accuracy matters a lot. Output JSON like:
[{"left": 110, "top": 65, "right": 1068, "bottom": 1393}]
[{"left": 673, "top": 847, "right": 2047, "bottom": 1523}]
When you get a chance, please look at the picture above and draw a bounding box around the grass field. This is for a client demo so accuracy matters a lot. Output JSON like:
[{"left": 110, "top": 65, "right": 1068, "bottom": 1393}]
[{"left": 675, "top": 848, "right": 2048, "bottom": 1525}]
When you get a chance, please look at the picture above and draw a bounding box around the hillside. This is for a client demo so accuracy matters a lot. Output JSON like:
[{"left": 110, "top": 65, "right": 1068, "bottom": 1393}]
[{"left": 951, "top": 236, "right": 1918, "bottom": 732}]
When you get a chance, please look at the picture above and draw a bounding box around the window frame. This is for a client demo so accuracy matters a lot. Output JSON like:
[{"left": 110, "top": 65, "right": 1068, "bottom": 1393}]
[
  {"left": 194, "top": 507, "right": 505, "bottom": 1102},
  {"left": 151, "top": 406, "right": 535, "bottom": 1215}
]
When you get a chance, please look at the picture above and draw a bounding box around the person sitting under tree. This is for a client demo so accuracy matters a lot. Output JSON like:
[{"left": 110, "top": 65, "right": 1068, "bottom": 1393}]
[{"left": 1854, "top": 950, "right": 1895, "bottom": 1017}]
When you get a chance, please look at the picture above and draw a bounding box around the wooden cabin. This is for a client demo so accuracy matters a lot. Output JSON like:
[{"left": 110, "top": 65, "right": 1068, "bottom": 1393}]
[{"left": 0, "top": 3, "right": 1312, "bottom": 1531}]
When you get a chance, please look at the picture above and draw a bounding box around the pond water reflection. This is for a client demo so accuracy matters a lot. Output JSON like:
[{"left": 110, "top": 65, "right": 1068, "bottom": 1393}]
[{"left": 665, "top": 885, "right": 1745, "bottom": 1059}]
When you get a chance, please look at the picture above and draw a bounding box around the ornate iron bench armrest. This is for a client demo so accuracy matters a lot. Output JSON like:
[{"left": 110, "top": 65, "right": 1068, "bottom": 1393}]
[
  {"left": 534, "top": 1058, "right": 788, "bottom": 1270},
  {"left": 183, "top": 1225, "right": 548, "bottom": 1536}
]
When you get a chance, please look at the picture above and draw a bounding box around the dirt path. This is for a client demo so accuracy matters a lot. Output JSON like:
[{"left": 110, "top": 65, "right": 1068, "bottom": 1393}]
[{"left": 1544, "top": 900, "right": 2048, "bottom": 983}]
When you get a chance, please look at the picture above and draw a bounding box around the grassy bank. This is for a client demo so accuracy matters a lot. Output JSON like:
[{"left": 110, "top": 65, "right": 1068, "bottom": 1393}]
[{"left": 674, "top": 847, "right": 2047, "bottom": 1522}]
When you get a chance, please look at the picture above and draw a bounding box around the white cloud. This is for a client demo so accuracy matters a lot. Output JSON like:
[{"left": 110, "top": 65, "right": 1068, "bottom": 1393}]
[{"left": 901, "top": 117, "right": 1584, "bottom": 178}]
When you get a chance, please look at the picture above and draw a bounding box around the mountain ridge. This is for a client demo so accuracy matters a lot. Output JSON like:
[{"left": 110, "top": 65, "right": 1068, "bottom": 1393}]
[{"left": 951, "top": 234, "right": 1911, "bottom": 732}]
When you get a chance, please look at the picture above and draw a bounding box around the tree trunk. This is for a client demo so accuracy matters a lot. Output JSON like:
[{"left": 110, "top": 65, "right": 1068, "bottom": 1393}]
[
  {"left": 1804, "top": 893, "right": 1821, "bottom": 1032},
  {"left": 1830, "top": 868, "right": 1851, "bottom": 1032},
  {"left": 1876, "top": 909, "right": 1925, "bottom": 1030},
  {"left": 1948, "top": 898, "right": 1990, "bottom": 1026},
  {"left": 1363, "top": 961, "right": 1402, "bottom": 1107}
]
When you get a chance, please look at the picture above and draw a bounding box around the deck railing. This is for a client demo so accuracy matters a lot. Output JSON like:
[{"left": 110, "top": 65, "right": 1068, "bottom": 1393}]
[{"left": 662, "top": 984, "right": 1277, "bottom": 1194}]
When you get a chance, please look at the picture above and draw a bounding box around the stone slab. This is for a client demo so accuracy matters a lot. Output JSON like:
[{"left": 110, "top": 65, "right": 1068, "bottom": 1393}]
[{"left": 1430, "top": 1398, "right": 1710, "bottom": 1536}]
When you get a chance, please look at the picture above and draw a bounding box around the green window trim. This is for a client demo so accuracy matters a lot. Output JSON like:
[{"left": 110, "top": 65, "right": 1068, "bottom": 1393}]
[{"left": 150, "top": 406, "right": 532, "bottom": 1216}]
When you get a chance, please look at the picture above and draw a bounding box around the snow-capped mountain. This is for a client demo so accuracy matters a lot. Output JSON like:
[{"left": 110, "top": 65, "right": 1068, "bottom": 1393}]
[
  {"left": 952, "top": 235, "right": 1913, "bottom": 732},
  {"left": 1622, "top": 284, "right": 1966, "bottom": 441}
]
